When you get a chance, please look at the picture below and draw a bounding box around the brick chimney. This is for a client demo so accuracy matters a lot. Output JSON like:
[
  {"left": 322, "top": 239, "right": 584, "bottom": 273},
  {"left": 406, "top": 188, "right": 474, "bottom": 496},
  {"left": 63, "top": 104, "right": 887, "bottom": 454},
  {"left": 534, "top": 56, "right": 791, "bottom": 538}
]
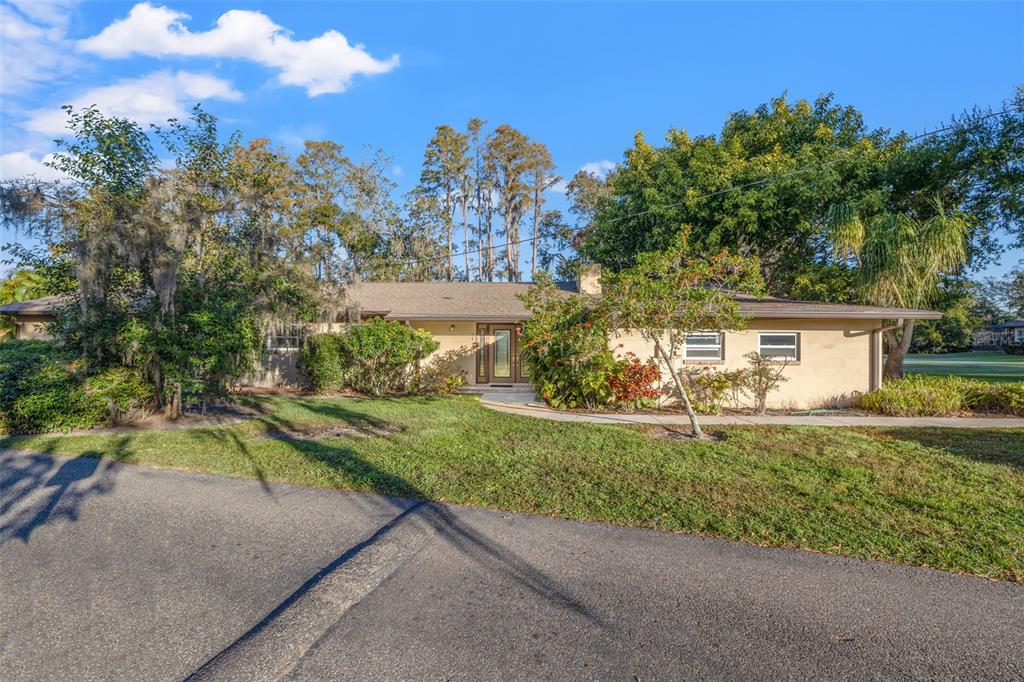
[{"left": 577, "top": 262, "right": 602, "bottom": 296}]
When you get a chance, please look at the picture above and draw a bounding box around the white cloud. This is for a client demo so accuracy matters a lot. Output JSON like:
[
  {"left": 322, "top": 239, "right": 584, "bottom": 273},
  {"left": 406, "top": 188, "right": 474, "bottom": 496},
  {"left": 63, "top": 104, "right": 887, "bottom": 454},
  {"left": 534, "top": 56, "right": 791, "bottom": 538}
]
[
  {"left": 5, "top": 0, "right": 78, "bottom": 28},
  {"left": 0, "top": 151, "right": 66, "bottom": 181},
  {"left": 0, "top": 2, "right": 80, "bottom": 94},
  {"left": 580, "top": 160, "right": 616, "bottom": 178},
  {"left": 391, "top": 164, "right": 403, "bottom": 178},
  {"left": 547, "top": 160, "right": 617, "bottom": 195},
  {"left": 78, "top": 2, "right": 400, "bottom": 96},
  {"left": 24, "top": 70, "right": 243, "bottom": 136}
]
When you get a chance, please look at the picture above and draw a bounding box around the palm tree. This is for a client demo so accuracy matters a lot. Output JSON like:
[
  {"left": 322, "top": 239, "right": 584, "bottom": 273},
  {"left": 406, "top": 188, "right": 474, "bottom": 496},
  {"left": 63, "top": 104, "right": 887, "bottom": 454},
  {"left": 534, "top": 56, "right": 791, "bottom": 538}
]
[{"left": 827, "top": 198, "right": 968, "bottom": 379}]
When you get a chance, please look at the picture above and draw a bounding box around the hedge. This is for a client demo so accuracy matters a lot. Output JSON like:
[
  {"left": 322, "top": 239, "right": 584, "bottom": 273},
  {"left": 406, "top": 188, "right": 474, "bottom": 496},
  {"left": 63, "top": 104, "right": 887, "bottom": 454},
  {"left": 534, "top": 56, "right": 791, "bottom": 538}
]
[
  {"left": 0, "top": 340, "right": 154, "bottom": 434},
  {"left": 857, "top": 375, "right": 1024, "bottom": 417},
  {"left": 299, "top": 319, "right": 441, "bottom": 395}
]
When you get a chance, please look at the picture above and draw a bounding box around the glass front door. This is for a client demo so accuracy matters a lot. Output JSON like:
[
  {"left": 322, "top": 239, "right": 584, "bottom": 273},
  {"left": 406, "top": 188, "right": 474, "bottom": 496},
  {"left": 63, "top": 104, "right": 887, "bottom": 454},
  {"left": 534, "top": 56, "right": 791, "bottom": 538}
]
[
  {"left": 475, "top": 323, "right": 528, "bottom": 384},
  {"left": 490, "top": 326, "right": 513, "bottom": 380}
]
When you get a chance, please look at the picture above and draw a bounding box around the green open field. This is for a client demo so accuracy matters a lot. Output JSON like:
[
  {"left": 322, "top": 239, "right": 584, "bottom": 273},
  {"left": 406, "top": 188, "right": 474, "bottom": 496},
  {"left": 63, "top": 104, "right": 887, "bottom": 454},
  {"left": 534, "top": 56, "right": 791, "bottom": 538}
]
[
  {"left": 903, "top": 351, "right": 1024, "bottom": 382},
  {"left": 3, "top": 395, "right": 1021, "bottom": 580}
]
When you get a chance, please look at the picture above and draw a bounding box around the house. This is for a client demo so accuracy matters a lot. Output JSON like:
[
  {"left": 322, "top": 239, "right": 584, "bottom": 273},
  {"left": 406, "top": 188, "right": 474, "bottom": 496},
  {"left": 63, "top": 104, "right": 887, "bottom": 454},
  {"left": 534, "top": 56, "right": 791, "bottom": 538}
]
[
  {"left": 0, "top": 270, "right": 940, "bottom": 409},
  {"left": 972, "top": 320, "right": 1024, "bottom": 349},
  {"left": 0, "top": 296, "right": 63, "bottom": 341}
]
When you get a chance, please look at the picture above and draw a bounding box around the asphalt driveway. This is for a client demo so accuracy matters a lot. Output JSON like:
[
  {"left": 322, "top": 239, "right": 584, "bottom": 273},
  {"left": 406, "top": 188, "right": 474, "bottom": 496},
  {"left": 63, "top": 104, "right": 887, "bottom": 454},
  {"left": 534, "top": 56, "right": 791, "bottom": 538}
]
[{"left": 1, "top": 450, "right": 1021, "bottom": 680}]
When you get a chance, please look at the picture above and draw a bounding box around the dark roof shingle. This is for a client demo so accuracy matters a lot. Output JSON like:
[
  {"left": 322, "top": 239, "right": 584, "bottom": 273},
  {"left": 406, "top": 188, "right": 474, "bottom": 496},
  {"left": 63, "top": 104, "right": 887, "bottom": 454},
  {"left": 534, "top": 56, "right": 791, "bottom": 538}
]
[{"left": 0, "top": 284, "right": 941, "bottom": 322}]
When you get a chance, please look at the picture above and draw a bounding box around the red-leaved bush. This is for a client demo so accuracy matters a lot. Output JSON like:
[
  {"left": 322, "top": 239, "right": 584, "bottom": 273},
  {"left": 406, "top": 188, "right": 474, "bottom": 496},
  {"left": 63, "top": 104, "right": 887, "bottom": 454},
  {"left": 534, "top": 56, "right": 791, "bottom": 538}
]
[{"left": 608, "top": 353, "right": 661, "bottom": 409}]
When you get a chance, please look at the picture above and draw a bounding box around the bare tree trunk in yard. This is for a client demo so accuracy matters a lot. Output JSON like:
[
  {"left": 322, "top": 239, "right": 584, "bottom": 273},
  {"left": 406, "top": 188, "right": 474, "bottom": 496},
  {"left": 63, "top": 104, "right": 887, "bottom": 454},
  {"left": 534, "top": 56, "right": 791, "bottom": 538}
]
[
  {"left": 653, "top": 338, "right": 704, "bottom": 439},
  {"left": 883, "top": 319, "right": 915, "bottom": 380}
]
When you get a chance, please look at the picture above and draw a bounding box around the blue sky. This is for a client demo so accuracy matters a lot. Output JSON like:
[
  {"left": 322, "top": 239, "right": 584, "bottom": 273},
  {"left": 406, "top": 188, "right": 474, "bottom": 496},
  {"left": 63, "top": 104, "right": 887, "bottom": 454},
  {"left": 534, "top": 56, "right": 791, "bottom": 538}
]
[{"left": 2, "top": 0, "right": 1022, "bottom": 277}]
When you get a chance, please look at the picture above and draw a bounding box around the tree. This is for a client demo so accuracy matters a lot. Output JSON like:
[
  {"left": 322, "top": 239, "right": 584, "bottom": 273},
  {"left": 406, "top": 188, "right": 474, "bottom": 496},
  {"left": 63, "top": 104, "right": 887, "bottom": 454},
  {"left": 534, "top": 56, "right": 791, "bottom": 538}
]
[
  {"left": 580, "top": 89, "right": 1024, "bottom": 298},
  {"left": 827, "top": 199, "right": 968, "bottom": 379},
  {"left": 337, "top": 148, "right": 404, "bottom": 281},
  {"left": 581, "top": 94, "right": 885, "bottom": 292},
  {"left": 984, "top": 260, "right": 1024, "bottom": 319},
  {"left": 487, "top": 124, "right": 533, "bottom": 281},
  {"left": 467, "top": 119, "right": 494, "bottom": 280},
  {"left": 598, "top": 232, "right": 764, "bottom": 438},
  {"left": 419, "top": 125, "right": 470, "bottom": 280},
  {"left": 295, "top": 140, "right": 351, "bottom": 282},
  {"left": 4, "top": 106, "right": 320, "bottom": 418},
  {"left": 525, "top": 141, "right": 559, "bottom": 278}
]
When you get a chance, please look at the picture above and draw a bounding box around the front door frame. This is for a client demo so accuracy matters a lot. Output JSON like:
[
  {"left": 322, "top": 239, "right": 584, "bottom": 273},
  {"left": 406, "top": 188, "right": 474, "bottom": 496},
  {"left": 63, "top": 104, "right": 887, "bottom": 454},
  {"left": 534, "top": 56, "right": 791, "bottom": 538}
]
[{"left": 475, "top": 322, "right": 529, "bottom": 384}]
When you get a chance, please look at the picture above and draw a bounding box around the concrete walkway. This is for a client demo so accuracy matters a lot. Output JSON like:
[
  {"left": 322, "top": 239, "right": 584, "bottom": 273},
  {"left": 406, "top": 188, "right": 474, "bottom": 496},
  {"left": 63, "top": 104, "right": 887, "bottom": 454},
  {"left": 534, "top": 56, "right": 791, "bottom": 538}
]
[{"left": 479, "top": 391, "right": 1024, "bottom": 428}]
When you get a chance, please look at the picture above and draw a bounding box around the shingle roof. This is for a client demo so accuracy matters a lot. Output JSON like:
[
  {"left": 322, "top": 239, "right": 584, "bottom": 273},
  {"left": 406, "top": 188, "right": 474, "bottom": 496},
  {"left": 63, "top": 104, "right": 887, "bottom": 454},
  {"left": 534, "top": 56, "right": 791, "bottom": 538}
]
[
  {"left": 0, "top": 295, "right": 64, "bottom": 315},
  {"left": 345, "top": 282, "right": 940, "bottom": 321},
  {"left": 994, "top": 319, "right": 1024, "bottom": 329},
  {"left": 0, "top": 285, "right": 941, "bottom": 322},
  {"left": 346, "top": 281, "right": 578, "bottom": 321}
]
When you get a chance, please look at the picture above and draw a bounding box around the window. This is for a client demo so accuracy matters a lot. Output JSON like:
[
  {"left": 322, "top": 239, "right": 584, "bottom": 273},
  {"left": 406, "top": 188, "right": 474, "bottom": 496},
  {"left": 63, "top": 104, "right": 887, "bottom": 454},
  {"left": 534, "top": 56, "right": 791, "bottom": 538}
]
[
  {"left": 683, "top": 332, "right": 723, "bottom": 360},
  {"left": 266, "top": 324, "right": 306, "bottom": 352},
  {"left": 758, "top": 332, "right": 799, "bottom": 361},
  {"left": 476, "top": 325, "right": 488, "bottom": 381}
]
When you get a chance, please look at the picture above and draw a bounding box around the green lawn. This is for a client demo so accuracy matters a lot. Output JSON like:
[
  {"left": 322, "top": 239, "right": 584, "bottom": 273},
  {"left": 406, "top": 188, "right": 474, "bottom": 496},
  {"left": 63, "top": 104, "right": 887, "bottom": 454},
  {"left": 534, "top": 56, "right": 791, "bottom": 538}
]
[
  {"left": 903, "top": 351, "right": 1024, "bottom": 382},
  {"left": 3, "top": 395, "right": 1021, "bottom": 581}
]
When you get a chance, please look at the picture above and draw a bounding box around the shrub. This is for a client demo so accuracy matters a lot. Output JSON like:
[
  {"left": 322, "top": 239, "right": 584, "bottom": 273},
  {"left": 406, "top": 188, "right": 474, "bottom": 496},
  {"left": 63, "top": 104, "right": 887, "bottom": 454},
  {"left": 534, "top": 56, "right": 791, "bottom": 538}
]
[
  {"left": 85, "top": 367, "right": 156, "bottom": 424},
  {"left": 742, "top": 352, "right": 790, "bottom": 415},
  {"left": 415, "top": 348, "right": 469, "bottom": 396},
  {"left": 682, "top": 367, "right": 746, "bottom": 414},
  {"left": 857, "top": 375, "right": 1024, "bottom": 416},
  {"left": 299, "top": 333, "right": 346, "bottom": 392},
  {"left": 961, "top": 381, "right": 1024, "bottom": 415},
  {"left": 1003, "top": 342, "right": 1024, "bottom": 356},
  {"left": 301, "top": 320, "right": 439, "bottom": 396},
  {"left": 608, "top": 353, "right": 660, "bottom": 410},
  {"left": 0, "top": 341, "right": 154, "bottom": 433},
  {"left": 520, "top": 283, "right": 620, "bottom": 410}
]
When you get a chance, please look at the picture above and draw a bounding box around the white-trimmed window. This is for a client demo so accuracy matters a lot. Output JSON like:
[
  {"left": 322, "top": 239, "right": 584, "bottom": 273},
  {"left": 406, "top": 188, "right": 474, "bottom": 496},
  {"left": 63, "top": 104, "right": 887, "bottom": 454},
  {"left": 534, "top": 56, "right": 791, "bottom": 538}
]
[
  {"left": 683, "top": 332, "right": 724, "bottom": 360},
  {"left": 758, "top": 332, "right": 799, "bottom": 361}
]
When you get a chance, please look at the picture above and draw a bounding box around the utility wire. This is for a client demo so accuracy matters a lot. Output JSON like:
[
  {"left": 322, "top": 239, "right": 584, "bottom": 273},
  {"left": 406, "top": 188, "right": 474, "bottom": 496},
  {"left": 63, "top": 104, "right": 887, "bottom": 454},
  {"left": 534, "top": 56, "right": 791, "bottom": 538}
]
[{"left": 386, "top": 106, "right": 1019, "bottom": 270}]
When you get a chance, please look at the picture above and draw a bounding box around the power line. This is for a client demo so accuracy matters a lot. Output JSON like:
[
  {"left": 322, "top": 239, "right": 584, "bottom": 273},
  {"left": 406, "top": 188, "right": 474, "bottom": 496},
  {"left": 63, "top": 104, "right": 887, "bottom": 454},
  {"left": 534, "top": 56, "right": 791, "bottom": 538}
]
[{"left": 386, "top": 106, "right": 1019, "bottom": 270}]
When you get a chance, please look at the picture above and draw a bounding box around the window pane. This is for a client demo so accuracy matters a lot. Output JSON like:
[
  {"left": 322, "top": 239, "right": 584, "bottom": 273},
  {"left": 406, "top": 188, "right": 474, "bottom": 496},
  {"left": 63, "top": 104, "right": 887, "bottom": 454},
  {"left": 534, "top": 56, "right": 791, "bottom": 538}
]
[
  {"left": 760, "top": 334, "right": 797, "bottom": 347},
  {"left": 477, "top": 329, "right": 486, "bottom": 377},
  {"left": 761, "top": 347, "right": 797, "bottom": 360},
  {"left": 685, "top": 333, "right": 720, "bottom": 346},
  {"left": 493, "top": 330, "right": 511, "bottom": 378},
  {"left": 686, "top": 348, "right": 722, "bottom": 359}
]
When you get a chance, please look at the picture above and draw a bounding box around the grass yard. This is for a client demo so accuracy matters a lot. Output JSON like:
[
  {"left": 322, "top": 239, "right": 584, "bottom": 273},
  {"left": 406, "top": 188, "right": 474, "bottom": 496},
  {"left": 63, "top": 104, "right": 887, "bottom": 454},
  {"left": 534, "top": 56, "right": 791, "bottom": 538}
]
[
  {"left": 3, "top": 395, "right": 1022, "bottom": 581},
  {"left": 904, "top": 351, "right": 1024, "bottom": 382}
]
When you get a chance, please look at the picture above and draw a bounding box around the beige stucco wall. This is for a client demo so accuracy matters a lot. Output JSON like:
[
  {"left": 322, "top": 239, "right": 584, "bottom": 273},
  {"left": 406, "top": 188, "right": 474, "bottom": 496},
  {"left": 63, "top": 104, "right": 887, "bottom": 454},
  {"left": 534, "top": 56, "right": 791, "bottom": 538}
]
[
  {"left": 613, "top": 318, "right": 883, "bottom": 409},
  {"left": 13, "top": 315, "right": 54, "bottom": 341},
  {"left": 409, "top": 320, "right": 479, "bottom": 384}
]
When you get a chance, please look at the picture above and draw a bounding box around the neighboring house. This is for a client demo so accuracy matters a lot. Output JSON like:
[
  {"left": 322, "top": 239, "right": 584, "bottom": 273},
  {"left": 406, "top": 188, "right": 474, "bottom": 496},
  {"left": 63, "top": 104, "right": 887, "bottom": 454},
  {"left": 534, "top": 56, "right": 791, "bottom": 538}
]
[
  {"left": 0, "top": 269, "right": 940, "bottom": 408},
  {"left": 972, "top": 320, "right": 1024, "bottom": 348},
  {"left": 0, "top": 295, "right": 63, "bottom": 340}
]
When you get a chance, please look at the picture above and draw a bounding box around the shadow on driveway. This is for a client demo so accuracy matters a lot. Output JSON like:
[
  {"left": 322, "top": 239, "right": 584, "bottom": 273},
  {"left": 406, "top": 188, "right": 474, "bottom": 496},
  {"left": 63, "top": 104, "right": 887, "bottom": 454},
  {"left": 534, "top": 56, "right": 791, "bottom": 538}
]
[
  {"left": 0, "top": 442, "right": 125, "bottom": 545},
  {"left": 185, "top": 400, "right": 606, "bottom": 678}
]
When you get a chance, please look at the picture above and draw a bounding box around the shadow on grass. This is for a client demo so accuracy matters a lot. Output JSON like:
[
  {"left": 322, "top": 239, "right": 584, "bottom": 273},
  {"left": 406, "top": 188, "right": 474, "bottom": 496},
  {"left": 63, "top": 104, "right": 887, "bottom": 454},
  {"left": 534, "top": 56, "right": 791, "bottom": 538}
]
[
  {"left": 875, "top": 427, "right": 1024, "bottom": 470},
  {"left": 0, "top": 439, "right": 128, "bottom": 545},
  {"left": 181, "top": 398, "right": 606, "bottom": 677}
]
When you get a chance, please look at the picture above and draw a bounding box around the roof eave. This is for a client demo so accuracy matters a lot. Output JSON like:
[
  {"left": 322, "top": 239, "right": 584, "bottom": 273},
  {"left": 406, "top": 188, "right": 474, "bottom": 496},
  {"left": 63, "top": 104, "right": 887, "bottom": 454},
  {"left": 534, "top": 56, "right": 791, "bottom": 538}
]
[{"left": 740, "top": 310, "right": 942, "bottom": 320}]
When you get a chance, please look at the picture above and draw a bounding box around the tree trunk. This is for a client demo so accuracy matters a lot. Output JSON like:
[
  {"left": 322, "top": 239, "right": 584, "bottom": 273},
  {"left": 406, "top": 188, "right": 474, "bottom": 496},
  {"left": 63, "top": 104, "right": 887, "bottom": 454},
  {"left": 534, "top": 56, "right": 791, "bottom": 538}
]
[
  {"left": 505, "top": 209, "right": 515, "bottom": 282},
  {"left": 653, "top": 337, "right": 704, "bottom": 438},
  {"left": 531, "top": 190, "right": 540, "bottom": 278},
  {"left": 461, "top": 201, "right": 470, "bottom": 279},
  {"left": 883, "top": 319, "right": 915, "bottom": 380}
]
